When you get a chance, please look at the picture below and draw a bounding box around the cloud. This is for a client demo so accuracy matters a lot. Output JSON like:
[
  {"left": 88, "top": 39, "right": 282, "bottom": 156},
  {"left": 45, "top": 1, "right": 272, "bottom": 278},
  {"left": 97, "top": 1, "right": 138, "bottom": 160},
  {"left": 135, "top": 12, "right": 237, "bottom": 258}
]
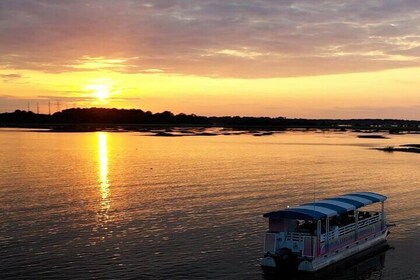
[
  {"left": 1, "top": 73, "right": 23, "bottom": 82},
  {"left": 0, "top": 95, "right": 36, "bottom": 112},
  {"left": 37, "top": 95, "right": 142, "bottom": 102},
  {"left": 0, "top": 0, "right": 419, "bottom": 78}
]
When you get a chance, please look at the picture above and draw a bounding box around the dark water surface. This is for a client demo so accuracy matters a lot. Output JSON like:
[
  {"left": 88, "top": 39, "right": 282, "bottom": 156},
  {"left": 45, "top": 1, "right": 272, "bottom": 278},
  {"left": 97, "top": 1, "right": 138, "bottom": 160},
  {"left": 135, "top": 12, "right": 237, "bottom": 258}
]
[{"left": 0, "top": 130, "right": 419, "bottom": 279}]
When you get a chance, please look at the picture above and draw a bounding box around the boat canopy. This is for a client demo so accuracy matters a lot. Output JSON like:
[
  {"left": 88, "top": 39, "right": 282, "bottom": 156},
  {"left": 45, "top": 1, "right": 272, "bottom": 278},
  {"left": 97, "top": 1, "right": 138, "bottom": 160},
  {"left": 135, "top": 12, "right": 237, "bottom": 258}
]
[{"left": 263, "top": 192, "right": 387, "bottom": 220}]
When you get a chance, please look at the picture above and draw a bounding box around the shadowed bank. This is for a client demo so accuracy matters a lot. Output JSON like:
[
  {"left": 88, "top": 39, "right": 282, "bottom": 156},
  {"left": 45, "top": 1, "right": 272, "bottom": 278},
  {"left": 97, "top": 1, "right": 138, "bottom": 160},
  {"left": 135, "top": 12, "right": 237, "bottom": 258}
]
[{"left": 1, "top": 108, "right": 419, "bottom": 133}]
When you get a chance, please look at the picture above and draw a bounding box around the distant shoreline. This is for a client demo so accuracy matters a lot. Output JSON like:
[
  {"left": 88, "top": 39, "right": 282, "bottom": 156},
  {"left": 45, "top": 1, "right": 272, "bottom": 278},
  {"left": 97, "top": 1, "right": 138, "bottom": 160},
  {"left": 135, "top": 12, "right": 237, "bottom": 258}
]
[
  {"left": 1, "top": 122, "right": 420, "bottom": 134},
  {"left": 1, "top": 108, "right": 419, "bottom": 133},
  {"left": 1, "top": 123, "right": 420, "bottom": 135}
]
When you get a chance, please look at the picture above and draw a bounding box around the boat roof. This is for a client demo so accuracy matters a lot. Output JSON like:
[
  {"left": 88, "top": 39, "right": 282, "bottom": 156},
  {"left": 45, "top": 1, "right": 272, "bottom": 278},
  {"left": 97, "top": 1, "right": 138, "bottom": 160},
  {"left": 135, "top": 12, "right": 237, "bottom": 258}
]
[{"left": 263, "top": 192, "right": 387, "bottom": 220}]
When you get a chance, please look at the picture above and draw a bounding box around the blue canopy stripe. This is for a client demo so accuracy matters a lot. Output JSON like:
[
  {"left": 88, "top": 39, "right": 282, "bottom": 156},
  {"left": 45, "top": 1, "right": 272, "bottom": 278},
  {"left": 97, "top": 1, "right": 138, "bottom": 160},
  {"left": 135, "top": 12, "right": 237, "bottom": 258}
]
[
  {"left": 313, "top": 199, "right": 356, "bottom": 211},
  {"left": 291, "top": 205, "right": 337, "bottom": 217},
  {"left": 350, "top": 192, "right": 386, "bottom": 202},
  {"left": 263, "top": 192, "right": 387, "bottom": 220},
  {"left": 340, "top": 195, "right": 372, "bottom": 205},
  {"left": 350, "top": 193, "right": 381, "bottom": 202},
  {"left": 331, "top": 197, "right": 365, "bottom": 208},
  {"left": 304, "top": 202, "right": 348, "bottom": 213},
  {"left": 263, "top": 209, "right": 326, "bottom": 220}
]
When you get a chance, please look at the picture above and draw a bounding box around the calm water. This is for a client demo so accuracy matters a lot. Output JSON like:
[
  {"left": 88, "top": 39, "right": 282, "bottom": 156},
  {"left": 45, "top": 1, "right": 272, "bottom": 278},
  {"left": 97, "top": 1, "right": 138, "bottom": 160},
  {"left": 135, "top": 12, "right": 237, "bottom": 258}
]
[{"left": 0, "top": 129, "right": 419, "bottom": 279}]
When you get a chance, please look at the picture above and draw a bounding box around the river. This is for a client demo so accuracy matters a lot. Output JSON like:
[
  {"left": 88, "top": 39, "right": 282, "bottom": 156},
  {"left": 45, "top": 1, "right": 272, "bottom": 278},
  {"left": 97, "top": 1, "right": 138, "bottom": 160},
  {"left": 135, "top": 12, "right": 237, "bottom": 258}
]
[{"left": 0, "top": 129, "right": 419, "bottom": 279}]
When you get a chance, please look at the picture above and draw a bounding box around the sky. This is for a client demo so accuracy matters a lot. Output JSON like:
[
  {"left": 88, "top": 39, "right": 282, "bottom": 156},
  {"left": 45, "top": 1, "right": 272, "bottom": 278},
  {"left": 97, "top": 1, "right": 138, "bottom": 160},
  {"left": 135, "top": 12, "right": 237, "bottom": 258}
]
[{"left": 0, "top": 0, "right": 419, "bottom": 119}]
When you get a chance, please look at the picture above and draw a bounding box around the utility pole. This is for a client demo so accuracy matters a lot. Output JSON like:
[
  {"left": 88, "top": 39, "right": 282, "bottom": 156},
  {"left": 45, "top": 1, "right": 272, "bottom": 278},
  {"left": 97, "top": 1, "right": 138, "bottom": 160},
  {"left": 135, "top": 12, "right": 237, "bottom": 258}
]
[
  {"left": 48, "top": 101, "right": 51, "bottom": 115},
  {"left": 56, "top": 101, "right": 60, "bottom": 113},
  {"left": 27, "top": 102, "right": 30, "bottom": 112},
  {"left": 37, "top": 103, "right": 39, "bottom": 114}
]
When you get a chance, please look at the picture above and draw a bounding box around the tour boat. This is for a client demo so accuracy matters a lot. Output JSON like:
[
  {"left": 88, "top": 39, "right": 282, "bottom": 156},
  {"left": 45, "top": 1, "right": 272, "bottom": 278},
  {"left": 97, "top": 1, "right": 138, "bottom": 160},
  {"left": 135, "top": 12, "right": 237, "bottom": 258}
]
[{"left": 261, "top": 192, "right": 390, "bottom": 272}]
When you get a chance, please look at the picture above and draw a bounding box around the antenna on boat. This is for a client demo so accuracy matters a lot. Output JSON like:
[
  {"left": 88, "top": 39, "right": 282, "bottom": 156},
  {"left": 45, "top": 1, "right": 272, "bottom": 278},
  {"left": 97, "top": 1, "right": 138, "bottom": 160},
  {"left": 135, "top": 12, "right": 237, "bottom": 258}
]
[{"left": 313, "top": 177, "right": 317, "bottom": 213}]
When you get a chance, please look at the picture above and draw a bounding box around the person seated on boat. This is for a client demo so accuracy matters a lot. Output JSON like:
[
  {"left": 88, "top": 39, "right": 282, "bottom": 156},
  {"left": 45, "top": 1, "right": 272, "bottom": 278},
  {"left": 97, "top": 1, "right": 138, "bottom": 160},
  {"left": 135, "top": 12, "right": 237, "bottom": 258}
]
[
  {"left": 320, "top": 218, "right": 326, "bottom": 234},
  {"left": 298, "top": 220, "right": 312, "bottom": 233},
  {"left": 345, "top": 216, "right": 355, "bottom": 225},
  {"left": 363, "top": 212, "right": 371, "bottom": 219},
  {"left": 312, "top": 225, "right": 317, "bottom": 235},
  {"left": 340, "top": 212, "right": 350, "bottom": 224},
  {"left": 297, "top": 220, "right": 316, "bottom": 235},
  {"left": 330, "top": 216, "right": 341, "bottom": 227},
  {"left": 306, "top": 221, "right": 316, "bottom": 235},
  {"left": 341, "top": 212, "right": 356, "bottom": 225},
  {"left": 327, "top": 225, "right": 340, "bottom": 239}
]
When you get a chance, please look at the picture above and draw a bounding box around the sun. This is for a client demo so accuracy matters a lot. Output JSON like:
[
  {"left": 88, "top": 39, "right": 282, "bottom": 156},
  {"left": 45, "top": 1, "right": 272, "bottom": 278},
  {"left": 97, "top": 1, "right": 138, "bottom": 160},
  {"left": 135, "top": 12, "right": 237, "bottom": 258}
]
[
  {"left": 85, "top": 78, "right": 119, "bottom": 102},
  {"left": 87, "top": 84, "right": 111, "bottom": 101}
]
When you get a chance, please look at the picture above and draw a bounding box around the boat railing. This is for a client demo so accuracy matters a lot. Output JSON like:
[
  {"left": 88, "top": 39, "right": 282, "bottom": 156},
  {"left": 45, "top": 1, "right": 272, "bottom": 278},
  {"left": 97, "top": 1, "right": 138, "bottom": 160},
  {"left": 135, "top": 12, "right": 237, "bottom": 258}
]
[
  {"left": 287, "top": 232, "right": 312, "bottom": 242},
  {"left": 339, "top": 222, "right": 355, "bottom": 236},
  {"left": 284, "top": 214, "right": 382, "bottom": 243},
  {"left": 321, "top": 213, "right": 381, "bottom": 242},
  {"left": 358, "top": 213, "right": 381, "bottom": 228}
]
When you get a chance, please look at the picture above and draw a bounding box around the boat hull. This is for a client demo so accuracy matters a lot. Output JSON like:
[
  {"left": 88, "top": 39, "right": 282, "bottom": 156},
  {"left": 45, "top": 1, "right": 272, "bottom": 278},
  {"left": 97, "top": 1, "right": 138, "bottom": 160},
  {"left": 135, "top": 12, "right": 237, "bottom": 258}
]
[{"left": 298, "top": 229, "right": 389, "bottom": 272}]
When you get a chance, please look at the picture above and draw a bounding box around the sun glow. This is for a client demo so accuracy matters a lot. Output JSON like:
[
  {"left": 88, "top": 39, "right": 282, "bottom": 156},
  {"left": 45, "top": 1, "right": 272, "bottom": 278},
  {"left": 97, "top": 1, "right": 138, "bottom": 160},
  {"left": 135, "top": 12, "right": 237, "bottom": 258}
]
[
  {"left": 1, "top": 66, "right": 420, "bottom": 118},
  {"left": 88, "top": 84, "right": 111, "bottom": 100},
  {"left": 85, "top": 78, "right": 119, "bottom": 102}
]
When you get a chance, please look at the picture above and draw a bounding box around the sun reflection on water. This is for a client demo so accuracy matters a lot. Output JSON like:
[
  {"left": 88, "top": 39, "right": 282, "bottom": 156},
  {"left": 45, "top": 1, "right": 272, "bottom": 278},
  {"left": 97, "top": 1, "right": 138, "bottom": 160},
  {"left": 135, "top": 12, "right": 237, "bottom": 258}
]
[
  {"left": 99, "top": 133, "right": 110, "bottom": 200},
  {"left": 97, "top": 132, "right": 111, "bottom": 228}
]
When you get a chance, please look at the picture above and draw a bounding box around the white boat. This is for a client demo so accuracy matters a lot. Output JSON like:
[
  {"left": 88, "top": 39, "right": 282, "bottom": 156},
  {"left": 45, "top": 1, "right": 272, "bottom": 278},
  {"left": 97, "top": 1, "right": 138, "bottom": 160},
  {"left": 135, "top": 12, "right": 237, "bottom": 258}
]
[{"left": 261, "top": 192, "right": 390, "bottom": 272}]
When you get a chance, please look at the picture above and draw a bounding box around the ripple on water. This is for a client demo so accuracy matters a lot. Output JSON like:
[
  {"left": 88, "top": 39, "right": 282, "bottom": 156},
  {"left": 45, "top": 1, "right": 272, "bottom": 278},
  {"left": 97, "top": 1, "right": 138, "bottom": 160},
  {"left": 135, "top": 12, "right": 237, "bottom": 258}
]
[{"left": 0, "top": 132, "right": 419, "bottom": 279}]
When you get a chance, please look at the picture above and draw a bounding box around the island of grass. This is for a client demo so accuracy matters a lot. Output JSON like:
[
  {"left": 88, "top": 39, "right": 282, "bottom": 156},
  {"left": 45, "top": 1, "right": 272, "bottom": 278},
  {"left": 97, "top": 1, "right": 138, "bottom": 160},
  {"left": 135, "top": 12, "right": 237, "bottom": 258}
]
[
  {"left": 357, "top": 134, "right": 389, "bottom": 139},
  {"left": 375, "top": 144, "right": 420, "bottom": 154}
]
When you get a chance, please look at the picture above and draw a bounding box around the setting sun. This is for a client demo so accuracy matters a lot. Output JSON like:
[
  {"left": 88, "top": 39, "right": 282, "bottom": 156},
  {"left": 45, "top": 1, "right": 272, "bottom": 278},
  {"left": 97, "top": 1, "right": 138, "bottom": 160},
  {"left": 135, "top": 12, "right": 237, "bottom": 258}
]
[
  {"left": 84, "top": 78, "right": 119, "bottom": 102},
  {"left": 89, "top": 84, "right": 111, "bottom": 100}
]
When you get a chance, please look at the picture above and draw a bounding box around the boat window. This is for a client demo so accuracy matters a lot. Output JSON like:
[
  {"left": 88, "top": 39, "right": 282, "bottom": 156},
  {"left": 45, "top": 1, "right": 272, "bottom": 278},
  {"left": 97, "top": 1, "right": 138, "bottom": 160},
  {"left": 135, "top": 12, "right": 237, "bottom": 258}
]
[{"left": 268, "top": 218, "right": 286, "bottom": 232}]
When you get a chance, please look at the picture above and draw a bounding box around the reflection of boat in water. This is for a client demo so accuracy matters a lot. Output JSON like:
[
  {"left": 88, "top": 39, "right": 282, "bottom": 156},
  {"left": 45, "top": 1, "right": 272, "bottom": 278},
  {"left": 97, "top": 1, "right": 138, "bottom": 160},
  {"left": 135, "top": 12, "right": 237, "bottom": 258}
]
[
  {"left": 261, "top": 192, "right": 390, "bottom": 272},
  {"left": 309, "top": 243, "right": 388, "bottom": 280},
  {"left": 263, "top": 242, "right": 390, "bottom": 280}
]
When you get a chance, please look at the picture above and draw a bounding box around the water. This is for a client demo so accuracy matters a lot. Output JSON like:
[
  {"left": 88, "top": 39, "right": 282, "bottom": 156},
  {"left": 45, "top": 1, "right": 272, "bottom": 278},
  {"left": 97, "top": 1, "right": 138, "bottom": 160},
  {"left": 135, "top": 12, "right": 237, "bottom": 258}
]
[{"left": 0, "top": 129, "right": 419, "bottom": 279}]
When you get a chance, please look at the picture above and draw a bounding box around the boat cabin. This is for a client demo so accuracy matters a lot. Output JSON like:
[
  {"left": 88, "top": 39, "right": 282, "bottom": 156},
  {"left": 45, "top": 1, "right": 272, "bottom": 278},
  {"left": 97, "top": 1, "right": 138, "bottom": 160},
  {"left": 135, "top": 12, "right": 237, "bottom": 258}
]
[{"left": 263, "top": 192, "right": 387, "bottom": 264}]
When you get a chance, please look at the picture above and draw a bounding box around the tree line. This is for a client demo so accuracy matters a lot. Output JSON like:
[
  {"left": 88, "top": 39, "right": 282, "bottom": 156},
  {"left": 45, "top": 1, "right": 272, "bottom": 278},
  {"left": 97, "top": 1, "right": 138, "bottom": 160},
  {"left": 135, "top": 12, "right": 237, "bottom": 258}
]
[{"left": 0, "top": 108, "right": 419, "bottom": 130}]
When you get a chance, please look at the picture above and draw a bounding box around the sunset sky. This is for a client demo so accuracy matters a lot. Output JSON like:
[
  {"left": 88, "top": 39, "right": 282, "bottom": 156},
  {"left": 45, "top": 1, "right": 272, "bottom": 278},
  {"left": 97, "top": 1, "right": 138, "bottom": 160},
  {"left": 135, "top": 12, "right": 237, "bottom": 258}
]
[{"left": 1, "top": 0, "right": 419, "bottom": 119}]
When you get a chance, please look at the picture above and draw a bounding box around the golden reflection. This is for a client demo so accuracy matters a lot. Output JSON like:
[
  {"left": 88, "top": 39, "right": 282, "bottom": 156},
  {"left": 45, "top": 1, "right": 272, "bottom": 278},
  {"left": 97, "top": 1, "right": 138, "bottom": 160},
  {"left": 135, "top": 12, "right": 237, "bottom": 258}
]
[
  {"left": 91, "top": 132, "right": 113, "bottom": 244},
  {"left": 98, "top": 132, "right": 110, "bottom": 219}
]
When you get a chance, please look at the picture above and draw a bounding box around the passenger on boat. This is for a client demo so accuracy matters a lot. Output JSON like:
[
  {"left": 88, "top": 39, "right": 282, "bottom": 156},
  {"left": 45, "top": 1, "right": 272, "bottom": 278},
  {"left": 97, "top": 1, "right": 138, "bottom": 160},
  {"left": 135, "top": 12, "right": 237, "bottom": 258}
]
[{"left": 298, "top": 220, "right": 316, "bottom": 235}]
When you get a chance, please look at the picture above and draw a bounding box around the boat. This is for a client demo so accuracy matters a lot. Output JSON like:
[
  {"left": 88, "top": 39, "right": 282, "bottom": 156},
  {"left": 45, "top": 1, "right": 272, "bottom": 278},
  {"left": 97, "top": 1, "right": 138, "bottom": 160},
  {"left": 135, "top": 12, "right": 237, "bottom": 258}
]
[{"left": 261, "top": 192, "right": 390, "bottom": 272}]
